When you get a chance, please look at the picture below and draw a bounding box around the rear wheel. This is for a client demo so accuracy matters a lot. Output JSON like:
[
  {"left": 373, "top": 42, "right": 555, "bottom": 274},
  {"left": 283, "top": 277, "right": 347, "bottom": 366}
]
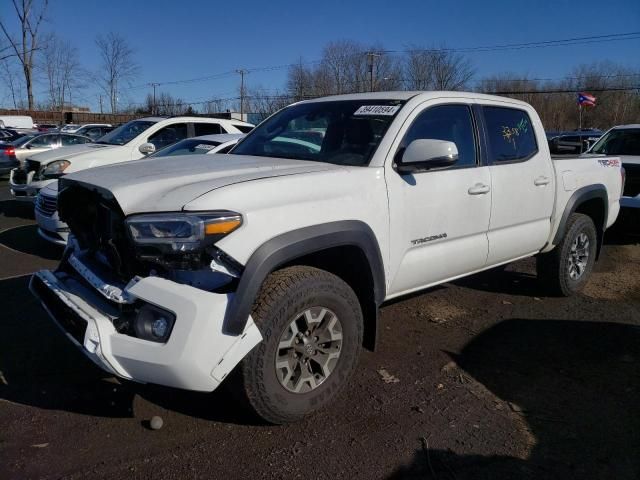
[
  {"left": 537, "top": 213, "right": 597, "bottom": 296},
  {"left": 239, "top": 266, "right": 363, "bottom": 424}
]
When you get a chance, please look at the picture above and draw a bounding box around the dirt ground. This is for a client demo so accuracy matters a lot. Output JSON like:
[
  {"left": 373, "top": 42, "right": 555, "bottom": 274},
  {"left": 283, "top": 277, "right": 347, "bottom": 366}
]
[{"left": 0, "top": 181, "right": 638, "bottom": 480}]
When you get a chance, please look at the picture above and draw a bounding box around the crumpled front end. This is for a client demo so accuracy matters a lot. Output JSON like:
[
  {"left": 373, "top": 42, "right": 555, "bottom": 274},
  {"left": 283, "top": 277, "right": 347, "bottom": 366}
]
[{"left": 30, "top": 182, "right": 262, "bottom": 391}]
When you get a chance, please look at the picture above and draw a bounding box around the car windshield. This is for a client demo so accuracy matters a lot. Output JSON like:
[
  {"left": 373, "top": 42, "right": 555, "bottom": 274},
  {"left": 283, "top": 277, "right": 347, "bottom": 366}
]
[
  {"left": 95, "top": 120, "right": 156, "bottom": 146},
  {"left": 231, "top": 100, "right": 404, "bottom": 166},
  {"left": 590, "top": 129, "right": 640, "bottom": 156},
  {"left": 151, "top": 139, "right": 222, "bottom": 157}
]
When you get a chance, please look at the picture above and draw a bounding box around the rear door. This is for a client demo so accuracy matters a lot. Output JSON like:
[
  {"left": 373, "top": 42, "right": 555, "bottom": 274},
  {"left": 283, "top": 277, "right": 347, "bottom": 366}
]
[
  {"left": 481, "top": 105, "right": 554, "bottom": 265},
  {"left": 386, "top": 101, "right": 492, "bottom": 296}
]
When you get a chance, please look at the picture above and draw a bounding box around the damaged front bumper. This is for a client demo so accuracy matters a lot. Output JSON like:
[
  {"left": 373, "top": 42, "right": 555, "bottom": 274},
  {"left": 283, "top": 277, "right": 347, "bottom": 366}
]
[{"left": 30, "top": 258, "right": 262, "bottom": 392}]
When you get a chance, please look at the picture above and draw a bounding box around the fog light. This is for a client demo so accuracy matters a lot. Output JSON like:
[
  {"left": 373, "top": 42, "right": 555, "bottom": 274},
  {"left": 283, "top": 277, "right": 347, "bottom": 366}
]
[
  {"left": 152, "top": 317, "right": 169, "bottom": 338},
  {"left": 133, "top": 304, "right": 176, "bottom": 343}
]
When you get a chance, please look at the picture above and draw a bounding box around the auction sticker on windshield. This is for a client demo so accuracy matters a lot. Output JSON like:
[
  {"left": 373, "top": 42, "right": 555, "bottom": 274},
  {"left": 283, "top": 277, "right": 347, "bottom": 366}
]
[
  {"left": 195, "top": 144, "right": 216, "bottom": 151},
  {"left": 354, "top": 105, "right": 400, "bottom": 116}
]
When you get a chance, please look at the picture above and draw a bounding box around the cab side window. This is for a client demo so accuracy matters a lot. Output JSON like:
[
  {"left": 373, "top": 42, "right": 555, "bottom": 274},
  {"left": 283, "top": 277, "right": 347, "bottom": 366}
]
[
  {"left": 61, "top": 134, "right": 91, "bottom": 146},
  {"left": 400, "top": 104, "right": 477, "bottom": 168},
  {"left": 194, "top": 123, "right": 223, "bottom": 136},
  {"left": 29, "top": 134, "right": 58, "bottom": 148},
  {"left": 483, "top": 107, "right": 538, "bottom": 163},
  {"left": 148, "top": 123, "right": 188, "bottom": 149}
]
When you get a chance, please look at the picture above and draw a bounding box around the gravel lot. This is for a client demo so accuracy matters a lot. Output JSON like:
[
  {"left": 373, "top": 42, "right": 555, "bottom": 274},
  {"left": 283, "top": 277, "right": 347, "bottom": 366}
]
[{"left": 0, "top": 179, "right": 638, "bottom": 480}]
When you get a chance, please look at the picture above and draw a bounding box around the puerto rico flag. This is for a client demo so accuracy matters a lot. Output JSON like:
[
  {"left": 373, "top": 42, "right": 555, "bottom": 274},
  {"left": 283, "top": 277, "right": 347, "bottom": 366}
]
[{"left": 578, "top": 92, "right": 596, "bottom": 106}]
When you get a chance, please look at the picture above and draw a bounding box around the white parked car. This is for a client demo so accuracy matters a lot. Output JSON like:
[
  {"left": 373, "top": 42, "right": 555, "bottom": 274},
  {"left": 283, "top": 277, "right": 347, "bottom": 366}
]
[
  {"left": 584, "top": 124, "right": 640, "bottom": 211},
  {"left": 9, "top": 116, "right": 254, "bottom": 200},
  {"left": 35, "top": 134, "right": 246, "bottom": 244},
  {"left": 149, "top": 133, "right": 245, "bottom": 157},
  {"left": 31, "top": 92, "right": 623, "bottom": 424}
]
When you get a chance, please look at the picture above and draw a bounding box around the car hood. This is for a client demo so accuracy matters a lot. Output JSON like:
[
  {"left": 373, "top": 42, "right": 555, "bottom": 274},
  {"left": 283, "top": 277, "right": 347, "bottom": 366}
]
[
  {"left": 60, "top": 154, "right": 342, "bottom": 215},
  {"left": 27, "top": 143, "right": 118, "bottom": 164}
]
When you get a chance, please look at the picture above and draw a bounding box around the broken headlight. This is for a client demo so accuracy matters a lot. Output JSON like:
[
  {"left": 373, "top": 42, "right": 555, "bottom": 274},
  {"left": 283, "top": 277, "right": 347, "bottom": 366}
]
[{"left": 125, "top": 211, "right": 242, "bottom": 252}]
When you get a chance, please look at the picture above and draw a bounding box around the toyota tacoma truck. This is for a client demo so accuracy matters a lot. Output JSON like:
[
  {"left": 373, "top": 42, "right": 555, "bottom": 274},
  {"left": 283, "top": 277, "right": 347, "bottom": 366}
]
[{"left": 30, "top": 92, "right": 623, "bottom": 424}]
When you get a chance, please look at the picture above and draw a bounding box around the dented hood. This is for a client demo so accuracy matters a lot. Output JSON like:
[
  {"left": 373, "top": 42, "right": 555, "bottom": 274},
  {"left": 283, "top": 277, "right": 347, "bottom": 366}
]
[{"left": 60, "top": 154, "right": 339, "bottom": 215}]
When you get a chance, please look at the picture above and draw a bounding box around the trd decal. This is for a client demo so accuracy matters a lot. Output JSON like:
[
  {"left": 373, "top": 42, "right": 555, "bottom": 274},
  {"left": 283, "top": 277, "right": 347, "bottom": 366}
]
[
  {"left": 597, "top": 159, "right": 620, "bottom": 168},
  {"left": 411, "top": 233, "right": 447, "bottom": 245}
]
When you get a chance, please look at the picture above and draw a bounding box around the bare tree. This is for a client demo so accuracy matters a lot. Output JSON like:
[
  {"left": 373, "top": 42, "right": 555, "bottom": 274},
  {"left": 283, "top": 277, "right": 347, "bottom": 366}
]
[
  {"left": 404, "top": 45, "right": 474, "bottom": 91},
  {"left": 0, "top": 58, "right": 25, "bottom": 108},
  {"left": 246, "top": 86, "right": 290, "bottom": 118},
  {"left": 141, "top": 91, "right": 186, "bottom": 115},
  {"left": 42, "top": 34, "right": 83, "bottom": 114},
  {"left": 95, "top": 32, "right": 138, "bottom": 113},
  {"left": 0, "top": 0, "right": 49, "bottom": 109}
]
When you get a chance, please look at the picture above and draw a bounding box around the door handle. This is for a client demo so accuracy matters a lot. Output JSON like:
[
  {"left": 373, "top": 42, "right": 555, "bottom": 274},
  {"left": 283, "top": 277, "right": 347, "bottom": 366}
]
[
  {"left": 534, "top": 176, "right": 550, "bottom": 186},
  {"left": 468, "top": 183, "right": 490, "bottom": 195}
]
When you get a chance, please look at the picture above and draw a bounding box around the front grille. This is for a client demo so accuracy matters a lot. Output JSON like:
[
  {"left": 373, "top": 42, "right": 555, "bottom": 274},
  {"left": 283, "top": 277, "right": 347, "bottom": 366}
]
[
  {"left": 11, "top": 159, "right": 40, "bottom": 184},
  {"left": 622, "top": 163, "right": 640, "bottom": 197},
  {"left": 35, "top": 192, "right": 57, "bottom": 217},
  {"left": 26, "top": 159, "right": 41, "bottom": 174},
  {"left": 31, "top": 275, "right": 88, "bottom": 344},
  {"left": 60, "top": 184, "right": 138, "bottom": 280}
]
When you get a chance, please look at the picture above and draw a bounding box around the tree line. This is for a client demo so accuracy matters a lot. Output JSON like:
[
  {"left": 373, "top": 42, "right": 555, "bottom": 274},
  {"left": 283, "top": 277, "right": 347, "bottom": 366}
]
[{"left": 1, "top": 2, "right": 638, "bottom": 131}]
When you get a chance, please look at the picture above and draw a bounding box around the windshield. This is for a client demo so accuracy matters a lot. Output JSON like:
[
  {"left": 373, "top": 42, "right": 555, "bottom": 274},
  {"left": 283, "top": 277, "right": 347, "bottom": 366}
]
[
  {"left": 232, "top": 100, "right": 404, "bottom": 166},
  {"left": 96, "top": 120, "right": 156, "bottom": 146},
  {"left": 590, "top": 129, "right": 640, "bottom": 156},
  {"left": 151, "top": 139, "right": 222, "bottom": 157}
]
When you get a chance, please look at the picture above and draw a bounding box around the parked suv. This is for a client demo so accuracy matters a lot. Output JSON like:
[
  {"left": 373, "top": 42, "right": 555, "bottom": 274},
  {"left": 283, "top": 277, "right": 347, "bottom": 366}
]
[
  {"left": 584, "top": 124, "right": 640, "bottom": 213},
  {"left": 31, "top": 92, "right": 622, "bottom": 424},
  {"left": 9, "top": 116, "right": 253, "bottom": 200},
  {"left": 548, "top": 130, "right": 602, "bottom": 155}
]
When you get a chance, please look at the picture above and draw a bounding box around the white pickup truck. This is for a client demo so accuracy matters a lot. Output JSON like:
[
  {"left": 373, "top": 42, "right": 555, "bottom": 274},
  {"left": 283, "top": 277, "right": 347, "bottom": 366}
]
[{"left": 30, "top": 92, "right": 623, "bottom": 424}]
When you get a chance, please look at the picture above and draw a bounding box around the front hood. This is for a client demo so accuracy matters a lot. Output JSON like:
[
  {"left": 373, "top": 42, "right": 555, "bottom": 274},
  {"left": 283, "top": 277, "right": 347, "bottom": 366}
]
[
  {"left": 28, "top": 143, "right": 117, "bottom": 164},
  {"left": 60, "top": 154, "right": 341, "bottom": 215}
]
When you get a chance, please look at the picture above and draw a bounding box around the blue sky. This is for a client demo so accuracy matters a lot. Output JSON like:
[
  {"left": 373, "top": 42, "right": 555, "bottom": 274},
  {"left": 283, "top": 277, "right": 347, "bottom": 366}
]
[{"left": 5, "top": 0, "right": 640, "bottom": 110}]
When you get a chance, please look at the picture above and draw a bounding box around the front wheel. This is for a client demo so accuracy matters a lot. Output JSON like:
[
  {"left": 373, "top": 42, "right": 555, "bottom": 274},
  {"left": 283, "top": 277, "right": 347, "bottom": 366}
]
[
  {"left": 537, "top": 213, "right": 598, "bottom": 296},
  {"left": 239, "top": 266, "right": 363, "bottom": 424}
]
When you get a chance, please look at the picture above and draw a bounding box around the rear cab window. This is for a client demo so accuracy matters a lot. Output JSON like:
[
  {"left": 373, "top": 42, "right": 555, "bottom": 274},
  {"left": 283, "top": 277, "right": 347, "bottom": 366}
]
[
  {"left": 483, "top": 106, "right": 538, "bottom": 163},
  {"left": 194, "top": 123, "right": 223, "bottom": 136},
  {"left": 232, "top": 124, "right": 254, "bottom": 133}
]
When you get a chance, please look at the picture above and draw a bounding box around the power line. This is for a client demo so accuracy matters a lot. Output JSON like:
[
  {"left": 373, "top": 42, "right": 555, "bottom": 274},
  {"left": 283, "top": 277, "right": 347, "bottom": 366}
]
[{"left": 120, "top": 31, "right": 640, "bottom": 92}]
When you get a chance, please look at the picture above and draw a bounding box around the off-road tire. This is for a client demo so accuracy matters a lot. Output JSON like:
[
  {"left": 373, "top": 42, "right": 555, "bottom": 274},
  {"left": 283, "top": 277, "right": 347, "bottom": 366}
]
[
  {"left": 239, "top": 266, "right": 363, "bottom": 424},
  {"left": 537, "top": 213, "right": 597, "bottom": 296}
]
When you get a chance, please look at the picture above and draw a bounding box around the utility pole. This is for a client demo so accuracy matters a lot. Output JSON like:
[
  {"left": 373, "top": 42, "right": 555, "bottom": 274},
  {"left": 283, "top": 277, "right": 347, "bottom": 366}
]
[
  {"left": 149, "top": 82, "right": 160, "bottom": 115},
  {"left": 99, "top": 94, "right": 103, "bottom": 114},
  {"left": 366, "top": 52, "right": 381, "bottom": 92},
  {"left": 236, "top": 69, "right": 248, "bottom": 118}
]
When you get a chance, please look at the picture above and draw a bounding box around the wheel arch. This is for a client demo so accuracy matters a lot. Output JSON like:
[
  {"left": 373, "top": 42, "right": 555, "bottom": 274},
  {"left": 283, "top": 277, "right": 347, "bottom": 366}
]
[
  {"left": 223, "top": 221, "right": 386, "bottom": 351},
  {"left": 553, "top": 184, "right": 608, "bottom": 258}
]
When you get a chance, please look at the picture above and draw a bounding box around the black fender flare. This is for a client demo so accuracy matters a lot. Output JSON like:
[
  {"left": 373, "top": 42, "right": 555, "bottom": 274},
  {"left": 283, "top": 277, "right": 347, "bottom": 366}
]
[
  {"left": 223, "top": 220, "right": 386, "bottom": 337},
  {"left": 552, "top": 184, "right": 608, "bottom": 255}
]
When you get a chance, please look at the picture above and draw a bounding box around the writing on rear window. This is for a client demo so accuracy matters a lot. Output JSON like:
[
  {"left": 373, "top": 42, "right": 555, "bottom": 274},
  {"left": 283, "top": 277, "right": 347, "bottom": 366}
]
[
  {"left": 501, "top": 118, "right": 530, "bottom": 149},
  {"left": 354, "top": 105, "right": 400, "bottom": 116}
]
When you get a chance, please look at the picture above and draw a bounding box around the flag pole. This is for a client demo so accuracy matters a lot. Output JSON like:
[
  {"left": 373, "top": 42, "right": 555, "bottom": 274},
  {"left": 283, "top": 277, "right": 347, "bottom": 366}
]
[{"left": 579, "top": 103, "right": 582, "bottom": 131}]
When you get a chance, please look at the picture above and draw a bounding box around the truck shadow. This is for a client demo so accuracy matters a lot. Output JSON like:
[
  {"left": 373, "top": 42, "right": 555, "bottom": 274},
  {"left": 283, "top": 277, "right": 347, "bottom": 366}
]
[
  {"left": 388, "top": 319, "right": 640, "bottom": 479},
  {"left": 0, "top": 275, "right": 263, "bottom": 426},
  {"left": 0, "top": 224, "right": 63, "bottom": 260},
  {"left": 0, "top": 199, "right": 35, "bottom": 220}
]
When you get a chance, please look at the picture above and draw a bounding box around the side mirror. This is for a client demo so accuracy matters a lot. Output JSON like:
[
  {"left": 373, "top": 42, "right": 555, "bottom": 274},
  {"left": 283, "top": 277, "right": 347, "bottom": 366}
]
[
  {"left": 396, "top": 139, "right": 458, "bottom": 173},
  {"left": 139, "top": 142, "right": 156, "bottom": 155}
]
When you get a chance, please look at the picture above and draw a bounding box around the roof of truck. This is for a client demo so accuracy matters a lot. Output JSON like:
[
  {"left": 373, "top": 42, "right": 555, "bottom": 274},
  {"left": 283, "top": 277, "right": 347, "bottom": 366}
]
[{"left": 301, "top": 91, "right": 531, "bottom": 107}]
